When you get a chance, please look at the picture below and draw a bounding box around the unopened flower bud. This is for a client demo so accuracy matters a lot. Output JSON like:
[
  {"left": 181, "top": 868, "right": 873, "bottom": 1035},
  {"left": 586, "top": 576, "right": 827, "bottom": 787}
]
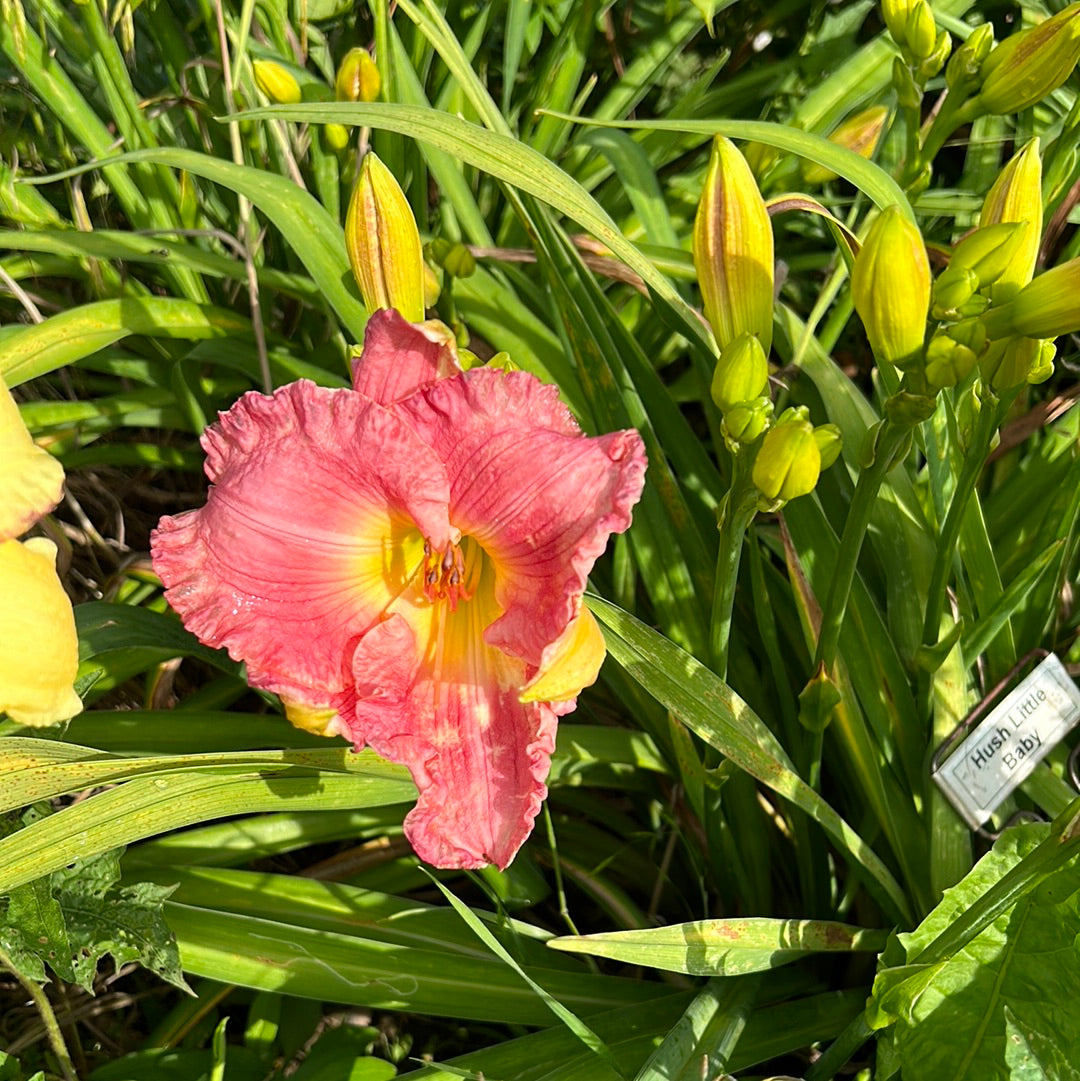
[
  {"left": 323, "top": 123, "right": 350, "bottom": 152},
  {"left": 336, "top": 47, "right": 381, "bottom": 103},
  {"left": 252, "top": 59, "right": 302, "bottom": 105},
  {"left": 803, "top": 106, "right": 889, "bottom": 184},
  {"left": 882, "top": 0, "right": 915, "bottom": 49},
  {"left": 917, "top": 29, "right": 952, "bottom": 79},
  {"left": 977, "top": 3, "right": 1080, "bottom": 115},
  {"left": 892, "top": 55, "right": 922, "bottom": 109},
  {"left": 925, "top": 331, "right": 979, "bottom": 388},
  {"left": 752, "top": 408, "right": 821, "bottom": 503},
  {"left": 985, "top": 257, "right": 1080, "bottom": 340},
  {"left": 711, "top": 333, "right": 769, "bottom": 413},
  {"left": 906, "top": 0, "right": 937, "bottom": 59},
  {"left": 723, "top": 397, "right": 772, "bottom": 446},
  {"left": 345, "top": 153, "right": 426, "bottom": 323},
  {"left": 851, "top": 205, "right": 930, "bottom": 369},
  {"left": 980, "top": 139, "right": 1042, "bottom": 299},
  {"left": 932, "top": 266, "right": 979, "bottom": 319},
  {"left": 429, "top": 237, "right": 477, "bottom": 279},
  {"left": 813, "top": 424, "right": 842, "bottom": 470},
  {"left": 693, "top": 136, "right": 774, "bottom": 353},
  {"left": 980, "top": 336, "right": 1053, "bottom": 389},
  {"left": 946, "top": 22, "right": 994, "bottom": 91}
]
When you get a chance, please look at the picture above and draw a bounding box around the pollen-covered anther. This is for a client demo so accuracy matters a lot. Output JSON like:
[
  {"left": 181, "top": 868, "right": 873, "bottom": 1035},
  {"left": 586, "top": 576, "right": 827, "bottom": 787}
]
[{"left": 422, "top": 539, "right": 473, "bottom": 610}]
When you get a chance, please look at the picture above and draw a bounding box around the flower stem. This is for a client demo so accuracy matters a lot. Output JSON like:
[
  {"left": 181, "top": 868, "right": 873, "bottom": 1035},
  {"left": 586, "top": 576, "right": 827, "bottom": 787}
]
[
  {"left": 0, "top": 944, "right": 78, "bottom": 1081},
  {"left": 710, "top": 456, "right": 759, "bottom": 682},
  {"left": 919, "top": 391, "right": 1003, "bottom": 652},
  {"left": 813, "top": 419, "right": 912, "bottom": 675}
]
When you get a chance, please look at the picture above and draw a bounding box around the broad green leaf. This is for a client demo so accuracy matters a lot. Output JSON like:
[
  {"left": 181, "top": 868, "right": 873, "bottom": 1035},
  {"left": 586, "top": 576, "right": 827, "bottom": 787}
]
[
  {"left": 162, "top": 899, "right": 668, "bottom": 1025},
  {"left": 0, "top": 298, "right": 250, "bottom": 387},
  {"left": 1004, "top": 1005, "right": 1080, "bottom": 1081},
  {"left": 587, "top": 596, "right": 910, "bottom": 924},
  {"left": 872, "top": 824, "right": 1080, "bottom": 1078},
  {"left": 549, "top": 917, "right": 888, "bottom": 975}
]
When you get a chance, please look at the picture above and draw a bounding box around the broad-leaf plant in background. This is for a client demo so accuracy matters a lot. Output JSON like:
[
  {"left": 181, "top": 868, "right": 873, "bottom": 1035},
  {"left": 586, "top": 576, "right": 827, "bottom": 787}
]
[{"left": 2, "top": 0, "right": 1080, "bottom": 1079}]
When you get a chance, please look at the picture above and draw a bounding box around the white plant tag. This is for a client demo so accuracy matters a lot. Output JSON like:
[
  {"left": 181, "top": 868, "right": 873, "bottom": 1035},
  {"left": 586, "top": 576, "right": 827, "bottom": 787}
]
[{"left": 933, "top": 654, "right": 1080, "bottom": 830}]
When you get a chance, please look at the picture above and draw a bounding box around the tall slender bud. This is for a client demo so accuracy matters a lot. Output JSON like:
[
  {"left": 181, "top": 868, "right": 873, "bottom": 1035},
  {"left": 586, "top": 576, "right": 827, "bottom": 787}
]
[
  {"left": 336, "top": 47, "right": 381, "bottom": 102},
  {"left": 980, "top": 139, "right": 1042, "bottom": 300},
  {"left": 804, "top": 106, "right": 889, "bottom": 184},
  {"left": 976, "top": 3, "right": 1080, "bottom": 114},
  {"left": 693, "top": 136, "right": 774, "bottom": 353},
  {"left": 851, "top": 206, "right": 930, "bottom": 370},
  {"left": 345, "top": 153, "right": 426, "bottom": 322},
  {"left": 252, "top": 59, "right": 302, "bottom": 105},
  {"left": 984, "top": 258, "right": 1080, "bottom": 340}
]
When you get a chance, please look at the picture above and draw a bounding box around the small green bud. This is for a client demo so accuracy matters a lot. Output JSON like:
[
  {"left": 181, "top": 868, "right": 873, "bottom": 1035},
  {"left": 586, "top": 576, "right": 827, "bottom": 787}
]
[
  {"left": 882, "top": 0, "right": 916, "bottom": 49},
  {"left": 803, "top": 106, "right": 889, "bottom": 184},
  {"left": 336, "top": 47, "right": 381, "bottom": 102},
  {"left": 946, "top": 22, "right": 994, "bottom": 91},
  {"left": 813, "top": 424, "right": 843, "bottom": 470},
  {"left": 345, "top": 153, "right": 426, "bottom": 322},
  {"left": 954, "top": 383, "right": 982, "bottom": 451},
  {"left": 925, "top": 331, "right": 979, "bottom": 388},
  {"left": 939, "top": 222, "right": 1033, "bottom": 312},
  {"left": 752, "top": 407, "right": 821, "bottom": 504},
  {"left": 892, "top": 55, "right": 922, "bottom": 109},
  {"left": 917, "top": 29, "right": 952, "bottom": 80},
  {"left": 252, "top": 59, "right": 303, "bottom": 105},
  {"left": 932, "top": 265, "right": 979, "bottom": 319},
  {"left": 323, "top": 123, "right": 350, "bottom": 152},
  {"left": 722, "top": 397, "right": 772, "bottom": 446},
  {"left": 711, "top": 333, "right": 769, "bottom": 413},
  {"left": 483, "top": 351, "right": 518, "bottom": 373},
  {"left": 980, "top": 139, "right": 1042, "bottom": 300},
  {"left": 976, "top": 3, "right": 1080, "bottom": 115},
  {"left": 423, "top": 263, "right": 442, "bottom": 309},
  {"left": 851, "top": 206, "right": 931, "bottom": 370},
  {"left": 428, "top": 237, "right": 477, "bottom": 279},
  {"left": 693, "top": 136, "right": 774, "bottom": 353},
  {"left": 980, "top": 336, "right": 1053, "bottom": 389}
]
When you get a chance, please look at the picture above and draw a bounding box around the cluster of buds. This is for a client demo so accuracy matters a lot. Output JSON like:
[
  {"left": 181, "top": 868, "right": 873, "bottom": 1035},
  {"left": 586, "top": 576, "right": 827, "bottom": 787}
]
[
  {"left": 251, "top": 45, "right": 381, "bottom": 153},
  {"left": 883, "top": 0, "right": 950, "bottom": 78},
  {"left": 694, "top": 137, "right": 841, "bottom": 506}
]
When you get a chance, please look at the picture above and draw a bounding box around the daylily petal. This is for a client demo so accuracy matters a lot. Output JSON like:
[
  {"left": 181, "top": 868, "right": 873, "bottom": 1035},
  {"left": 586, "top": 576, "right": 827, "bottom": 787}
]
[
  {"left": 344, "top": 546, "right": 556, "bottom": 869},
  {"left": 0, "top": 374, "right": 65, "bottom": 541},
  {"left": 351, "top": 309, "right": 461, "bottom": 405},
  {"left": 151, "top": 380, "right": 451, "bottom": 705},
  {"left": 0, "top": 538, "right": 82, "bottom": 727},
  {"left": 400, "top": 369, "right": 647, "bottom": 666},
  {"left": 519, "top": 605, "right": 606, "bottom": 704}
]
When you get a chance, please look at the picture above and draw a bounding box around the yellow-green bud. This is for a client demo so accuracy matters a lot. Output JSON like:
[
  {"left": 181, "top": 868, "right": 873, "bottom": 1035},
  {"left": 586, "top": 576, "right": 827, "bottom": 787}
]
[
  {"left": 693, "top": 136, "right": 774, "bottom": 353},
  {"left": 252, "top": 59, "right": 302, "bottom": 105},
  {"left": 752, "top": 408, "right": 821, "bottom": 503},
  {"left": 723, "top": 397, "right": 772, "bottom": 446},
  {"left": 336, "top": 47, "right": 381, "bottom": 103},
  {"left": 428, "top": 237, "right": 476, "bottom": 279},
  {"left": 851, "top": 205, "right": 930, "bottom": 370},
  {"left": 980, "top": 336, "right": 1054, "bottom": 389},
  {"left": 946, "top": 22, "right": 994, "bottom": 91},
  {"left": 976, "top": 3, "right": 1080, "bottom": 115},
  {"left": 711, "top": 333, "right": 769, "bottom": 413},
  {"left": 932, "top": 266, "right": 979, "bottom": 320},
  {"left": 323, "top": 123, "right": 350, "bottom": 152},
  {"left": 892, "top": 55, "right": 922, "bottom": 109},
  {"left": 980, "top": 139, "right": 1042, "bottom": 300},
  {"left": 906, "top": 0, "right": 937, "bottom": 59},
  {"left": 882, "top": 0, "right": 915, "bottom": 48},
  {"left": 925, "top": 331, "right": 979, "bottom": 388},
  {"left": 345, "top": 153, "right": 426, "bottom": 323},
  {"left": 803, "top": 106, "right": 889, "bottom": 184},
  {"left": 917, "top": 29, "right": 951, "bottom": 80},
  {"left": 985, "top": 257, "right": 1080, "bottom": 340},
  {"left": 813, "top": 424, "right": 843, "bottom": 470}
]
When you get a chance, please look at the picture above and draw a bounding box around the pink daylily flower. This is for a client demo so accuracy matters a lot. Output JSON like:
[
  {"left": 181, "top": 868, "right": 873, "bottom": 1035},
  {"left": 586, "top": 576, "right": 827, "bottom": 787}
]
[{"left": 151, "top": 311, "right": 647, "bottom": 869}]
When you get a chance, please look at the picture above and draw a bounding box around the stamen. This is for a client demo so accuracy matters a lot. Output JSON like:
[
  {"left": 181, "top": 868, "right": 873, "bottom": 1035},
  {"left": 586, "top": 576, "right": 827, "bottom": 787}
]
[{"left": 421, "top": 539, "right": 474, "bottom": 609}]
